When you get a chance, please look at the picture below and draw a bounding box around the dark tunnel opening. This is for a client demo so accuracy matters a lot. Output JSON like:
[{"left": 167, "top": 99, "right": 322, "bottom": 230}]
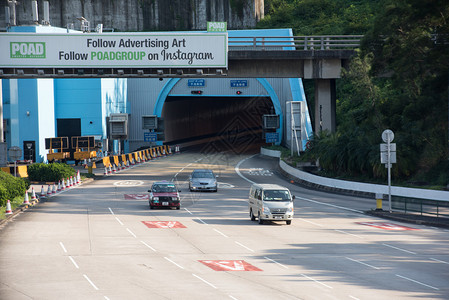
[{"left": 162, "top": 96, "right": 274, "bottom": 154}]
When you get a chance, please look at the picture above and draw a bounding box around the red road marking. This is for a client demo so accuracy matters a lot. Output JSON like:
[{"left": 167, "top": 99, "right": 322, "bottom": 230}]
[
  {"left": 357, "top": 222, "right": 418, "bottom": 230},
  {"left": 199, "top": 260, "right": 262, "bottom": 271},
  {"left": 124, "top": 194, "right": 149, "bottom": 200},
  {"left": 142, "top": 221, "right": 186, "bottom": 228}
]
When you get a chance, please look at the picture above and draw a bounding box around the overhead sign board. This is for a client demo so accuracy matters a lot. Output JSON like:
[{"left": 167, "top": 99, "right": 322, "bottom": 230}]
[
  {"left": 0, "top": 32, "right": 228, "bottom": 68},
  {"left": 144, "top": 132, "right": 157, "bottom": 142}
]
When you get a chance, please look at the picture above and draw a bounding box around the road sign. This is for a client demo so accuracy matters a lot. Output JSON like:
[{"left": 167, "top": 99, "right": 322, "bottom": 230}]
[
  {"left": 230, "top": 80, "right": 247, "bottom": 88},
  {"left": 199, "top": 260, "right": 262, "bottom": 271},
  {"left": 265, "top": 132, "right": 279, "bottom": 143},
  {"left": 207, "top": 22, "right": 227, "bottom": 32},
  {"left": 380, "top": 151, "right": 397, "bottom": 164},
  {"left": 382, "top": 129, "right": 394, "bottom": 143},
  {"left": 380, "top": 143, "right": 396, "bottom": 152},
  {"left": 8, "top": 146, "right": 22, "bottom": 161},
  {"left": 142, "top": 221, "right": 186, "bottom": 228},
  {"left": 144, "top": 132, "right": 157, "bottom": 142},
  {"left": 188, "top": 79, "right": 205, "bottom": 87}
]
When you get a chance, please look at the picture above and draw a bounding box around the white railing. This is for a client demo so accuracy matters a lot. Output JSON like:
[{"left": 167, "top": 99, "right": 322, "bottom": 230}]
[{"left": 228, "top": 35, "right": 363, "bottom": 51}]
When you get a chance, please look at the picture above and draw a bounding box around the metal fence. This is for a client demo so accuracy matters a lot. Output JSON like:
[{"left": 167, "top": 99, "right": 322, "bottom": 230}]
[
  {"left": 228, "top": 35, "right": 363, "bottom": 51},
  {"left": 391, "top": 196, "right": 449, "bottom": 218}
]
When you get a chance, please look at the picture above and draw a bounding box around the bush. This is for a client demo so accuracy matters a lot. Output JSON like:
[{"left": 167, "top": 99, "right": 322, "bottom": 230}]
[
  {"left": 27, "top": 163, "right": 75, "bottom": 182},
  {"left": 0, "top": 171, "right": 29, "bottom": 207}
]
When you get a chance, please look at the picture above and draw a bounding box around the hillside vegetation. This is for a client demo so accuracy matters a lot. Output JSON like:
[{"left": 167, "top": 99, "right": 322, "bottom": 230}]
[{"left": 258, "top": 0, "right": 449, "bottom": 188}]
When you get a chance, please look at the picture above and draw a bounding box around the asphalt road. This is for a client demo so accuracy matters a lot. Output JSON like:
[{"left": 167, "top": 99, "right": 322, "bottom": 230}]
[{"left": 1, "top": 152, "right": 448, "bottom": 299}]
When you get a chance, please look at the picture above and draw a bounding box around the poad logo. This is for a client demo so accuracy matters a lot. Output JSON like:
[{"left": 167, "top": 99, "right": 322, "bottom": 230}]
[{"left": 10, "top": 42, "right": 46, "bottom": 59}]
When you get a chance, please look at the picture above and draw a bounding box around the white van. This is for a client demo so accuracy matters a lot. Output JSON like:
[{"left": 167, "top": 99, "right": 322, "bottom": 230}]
[{"left": 248, "top": 183, "right": 295, "bottom": 225}]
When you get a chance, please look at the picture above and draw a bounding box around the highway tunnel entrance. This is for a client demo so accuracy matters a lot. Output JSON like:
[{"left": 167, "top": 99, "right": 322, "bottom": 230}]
[{"left": 162, "top": 96, "right": 274, "bottom": 153}]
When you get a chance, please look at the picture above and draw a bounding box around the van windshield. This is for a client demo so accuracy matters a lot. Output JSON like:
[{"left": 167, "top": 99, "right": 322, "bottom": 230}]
[{"left": 263, "top": 190, "right": 291, "bottom": 201}]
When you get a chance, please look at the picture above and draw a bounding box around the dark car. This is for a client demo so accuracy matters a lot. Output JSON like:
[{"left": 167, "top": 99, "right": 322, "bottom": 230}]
[
  {"left": 148, "top": 181, "right": 181, "bottom": 209},
  {"left": 189, "top": 169, "right": 218, "bottom": 192}
]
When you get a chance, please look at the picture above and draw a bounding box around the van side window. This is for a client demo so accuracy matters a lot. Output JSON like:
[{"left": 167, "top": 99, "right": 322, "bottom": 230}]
[{"left": 255, "top": 189, "right": 262, "bottom": 200}]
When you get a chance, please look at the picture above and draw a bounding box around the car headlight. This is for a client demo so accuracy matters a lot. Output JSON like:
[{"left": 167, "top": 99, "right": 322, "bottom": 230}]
[
  {"left": 262, "top": 206, "right": 270, "bottom": 213},
  {"left": 153, "top": 196, "right": 159, "bottom": 200},
  {"left": 287, "top": 206, "right": 293, "bottom": 213},
  {"left": 172, "top": 197, "right": 179, "bottom": 201}
]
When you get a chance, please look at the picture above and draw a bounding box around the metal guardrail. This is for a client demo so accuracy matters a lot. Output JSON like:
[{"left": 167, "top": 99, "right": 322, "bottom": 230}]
[
  {"left": 228, "top": 35, "right": 363, "bottom": 51},
  {"left": 392, "top": 196, "right": 449, "bottom": 218}
]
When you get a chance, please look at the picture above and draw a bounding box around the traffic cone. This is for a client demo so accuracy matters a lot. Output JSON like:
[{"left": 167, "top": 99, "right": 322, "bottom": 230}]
[
  {"left": 46, "top": 185, "right": 52, "bottom": 197},
  {"left": 168, "top": 147, "right": 172, "bottom": 155},
  {"left": 67, "top": 177, "right": 71, "bottom": 188},
  {"left": 5, "top": 200, "right": 13, "bottom": 215},
  {"left": 121, "top": 162, "right": 126, "bottom": 170},
  {"left": 70, "top": 176, "right": 74, "bottom": 187},
  {"left": 23, "top": 192, "right": 30, "bottom": 205},
  {"left": 31, "top": 187, "right": 36, "bottom": 200},
  {"left": 77, "top": 171, "right": 81, "bottom": 184},
  {"left": 57, "top": 180, "right": 61, "bottom": 192},
  {"left": 40, "top": 185, "right": 46, "bottom": 198},
  {"left": 104, "top": 167, "right": 108, "bottom": 176},
  {"left": 61, "top": 178, "right": 66, "bottom": 190},
  {"left": 52, "top": 183, "right": 56, "bottom": 194},
  {"left": 108, "top": 165, "right": 112, "bottom": 174}
]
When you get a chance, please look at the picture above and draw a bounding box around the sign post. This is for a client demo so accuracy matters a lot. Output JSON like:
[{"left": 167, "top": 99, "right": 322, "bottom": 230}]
[
  {"left": 380, "top": 129, "right": 396, "bottom": 212},
  {"left": 8, "top": 146, "right": 22, "bottom": 177}
]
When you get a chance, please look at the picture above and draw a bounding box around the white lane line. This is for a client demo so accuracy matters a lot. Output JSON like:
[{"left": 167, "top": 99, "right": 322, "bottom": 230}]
[
  {"left": 235, "top": 241, "right": 255, "bottom": 252},
  {"left": 382, "top": 243, "right": 416, "bottom": 255},
  {"left": 140, "top": 241, "right": 157, "bottom": 252},
  {"left": 396, "top": 274, "right": 439, "bottom": 290},
  {"left": 346, "top": 257, "right": 380, "bottom": 270},
  {"left": 83, "top": 274, "right": 99, "bottom": 290},
  {"left": 264, "top": 256, "right": 288, "bottom": 269},
  {"left": 349, "top": 295, "right": 360, "bottom": 300},
  {"left": 164, "top": 257, "right": 184, "bottom": 269},
  {"left": 296, "top": 196, "right": 363, "bottom": 214},
  {"left": 300, "top": 274, "right": 333, "bottom": 289},
  {"left": 229, "top": 295, "right": 239, "bottom": 300},
  {"left": 213, "top": 228, "right": 229, "bottom": 238},
  {"left": 115, "top": 217, "right": 124, "bottom": 226},
  {"left": 126, "top": 228, "right": 137, "bottom": 238},
  {"left": 108, "top": 207, "right": 114, "bottom": 215},
  {"left": 69, "top": 256, "right": 79, "bottom": 269},
  {"left": 235, "top": 155, "right": 257, "bottom": 184},
  {"left": 298, "top": 218, "right": 324, "bottom": 227},
  {"left": 59, "top": 242, "right": 67, "bottom": 253},
  {"left": 192, "top": 273, "right": 217, "bottom": 289},
  {"left": 197, "top": 218, "right": 208, "bottom": 225},
  {"left": 335, "top": 229, "right": 363, "bottom": 239},
  {"left": 430, "top": 258, "right": 449, "bottom": 264},
  {"left": 104, "top": 296, "right": 111, "bottom": 300},
  {"left": 184, "top": 208, "right": 193, "bottom": 215}
]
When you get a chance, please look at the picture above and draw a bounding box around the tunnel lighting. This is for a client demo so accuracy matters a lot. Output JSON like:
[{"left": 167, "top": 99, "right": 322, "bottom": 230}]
[
  {"left": 236, "top": 91, "right": 242, "bottom": 95},
  {"left": 191, "top": 90, "right": 203, "bottom": 95}
]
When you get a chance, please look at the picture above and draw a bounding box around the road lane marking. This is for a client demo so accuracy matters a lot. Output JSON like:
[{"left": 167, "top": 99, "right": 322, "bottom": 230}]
[
  {"left": 430, "top": 258, "right": 449, "bottom": 264},
  {"left": 192, "top": 273, "right": 217, "bottom": 289},
  {"left": 235, "top": 241, "right": 254, "bottom": 252},
  {"left": 300, "top": 274, "right": 333, "bottom": 289},
  {"left": 296, "top": 196, "right": 363, "bottom": 214},
  {"left": 264, "top": 256, "right": 288, "bottom": 269},
  {"left": 335, "top": 229, "right": 363, "bottom": 239},
  {"left": 69, "top": 256, "right": 79, "bottom": 269},
  {"left": 140, "top": 241, "right": 157, "bottom": 252},
  {"left": 229, "top": 295, "right": 239, "bottom": 300},
  {"left": 113, "top": 180, "right": 144, "bottom": 187},
  {"left": 126, "top": 228, "right": 137, "bottom": 238},
  {"left": 115, "top": 217, "right": 124, "bottom": 226},
  {"left": 235, "top": 155, "right": 257, "bottom": 184},
  {"left": 346, "top": 257, "right": 380, "bottom": 270},
  {"left": 197, "top": 218, "right": 208, "bottom": 225},
  {"left": 184, "top": 208, "right": 193, "bottom": 214},
  {"left": 349, "top": 296, "right": 360, "bottom": 300},
  {"left": 382, "top": 243, "right": 416, "bottom": 255},
  {"left": 164, "top": 257, "right": 184, "bottom": 269},
  {"left": 395, "top": 274, "right": 439, "bottom": 290},
  {"left": 83, "top": 274, "right": 99, "bottom": 290},
  {"left": 108, "top": 207, "right": 114, "bottom": 215},
  {"left": 213, "top": 228, "right": 229, "bottom": 238},
  {"left": 298, "top": 218, "right": 324, "bottom": 227},
  {"left": 59, "top": 242, "right": 67, "bottom": 253}
]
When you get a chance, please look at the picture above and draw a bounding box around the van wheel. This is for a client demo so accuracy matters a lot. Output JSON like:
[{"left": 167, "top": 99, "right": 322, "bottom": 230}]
[
  {"left": 250, "top": 209, "right": 256, "bottom": 221},
  {"left": 286, "top": 220, "right": 291, "bottom": 225},
  {"left": 258, "top": 213, "right": 264, "bottom": 225}
]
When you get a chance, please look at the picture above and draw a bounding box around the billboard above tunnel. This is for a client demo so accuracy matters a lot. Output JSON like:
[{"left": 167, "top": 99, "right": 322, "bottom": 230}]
[{"left": 0, "top": 32, "right": 228, "bottom": 69}]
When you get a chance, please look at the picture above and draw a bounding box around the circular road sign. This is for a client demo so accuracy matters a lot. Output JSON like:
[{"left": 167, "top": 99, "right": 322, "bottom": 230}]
[
  {"left": 8, "top": 146, "right": 22, "bottom": 161},
  {"left": 382, "top": 129, "right": 394, "bottom": 143}
]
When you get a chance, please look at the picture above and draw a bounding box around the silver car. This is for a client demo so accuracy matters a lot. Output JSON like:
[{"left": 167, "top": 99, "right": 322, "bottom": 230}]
[{"left": 189, "top": 169, "right": 218, "bottom": 192}]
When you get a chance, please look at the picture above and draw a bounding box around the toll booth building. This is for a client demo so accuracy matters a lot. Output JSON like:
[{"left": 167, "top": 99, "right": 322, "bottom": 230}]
[{"left": 1, "top": 27, "right": 312, "bottom": 163}]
